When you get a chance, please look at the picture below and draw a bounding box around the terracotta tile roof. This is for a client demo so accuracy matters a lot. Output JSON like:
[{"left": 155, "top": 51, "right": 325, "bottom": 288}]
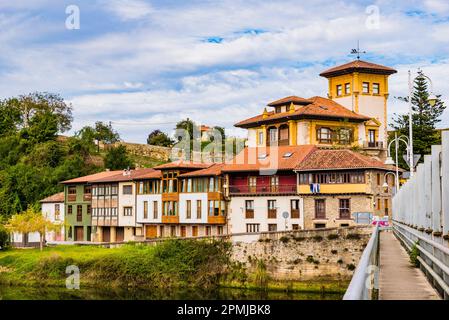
[
  {"left": 295, "top": 148, "right": 401, "bottom": 172},
  {"left": 61, "top": 170, "right": 123, "bottom": 184},
  {"left": 153, "top": 160, "right": 213, "bottom": 170},
  {"left": 222, "top": 145, "right": 317, "bottom": 172},
  {"left": 320, "top": 60, "right": 397, "bottom": 78},
  {"left": 40, "top": 192, "right": 65, "bottom": 203},
  {"left": 267, "top": 96, "right": 312, "bottom": 107},
  {"left": 90, "top": 168, "right": 158, "bottom": 183},
  {"left": 179, "top": 163, "right": 225, "bottom": 177},
  {"left": 134, "top": 170, "right": 162, "bottom": 180},
  {"left": 235, "top": 96, "right": 370, "bottom": 128}
]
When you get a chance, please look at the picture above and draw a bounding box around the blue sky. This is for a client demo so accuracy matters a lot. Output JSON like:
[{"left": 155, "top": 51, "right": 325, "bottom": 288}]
[{"left": 1, "top": 0, "right": 449, "bottom": 143}]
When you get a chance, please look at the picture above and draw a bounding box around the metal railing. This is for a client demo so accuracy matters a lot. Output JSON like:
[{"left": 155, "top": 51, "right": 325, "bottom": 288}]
[
  {"left": 363, "top": 141, "right": 384, "bottom": 149},
  {"left": 393, "top": 221, "right": 449, "bottom": 299},
  {"left": 228, "top": 184, "right": 297, "bottom": 195},
  {"left": 343, "top": 224, "right": 380, "bottom": 300}
]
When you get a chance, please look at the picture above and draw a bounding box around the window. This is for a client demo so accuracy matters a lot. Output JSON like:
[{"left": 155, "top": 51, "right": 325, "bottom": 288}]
[
  {"left": 246, "top": 224, "right": 260, "bottom": 233},
  {"left": 373, "top": 83, "right": 380, "bottom": 94},
  {"left": 315, "top": 223, "right": 326, "bottom": 229},
  {"left": 337, "top": 128, "right": 351, "bottom": 145},
  {"left": 123, "top": 185, "right": 133, "bottom": 195},
  {"left": 123, "top": 207, "right": 133, "bottom": 216},
  {"left": 84, "top": 185, "right": 91, "bottom": 194},
  {"left": 163, "top": 201, "right": 178, "bottom": 216},
  {"left": 299, "top": 171, "right": 365, "bottom": 184},
  {"left": 248, "top": 176, "right": 257, "bottom": 192},
  {"left": 368, "top": 129, "right": 376, "bottom": 144},
  {"left": 112, "top": 208, "right": 118, "bottom": 216},
  {"left": 275, "top": 106, "right": 281, "bottom": 113},
  {"left": 339, "top": 199, "right": 351, "bottom": 219},
  {"left": 268, "top": 224, "right": 277, "bottom": 232},
  {"left": 258, "top": 131, "right": 264, "bottom": 145},
  {"left": 317, "top": 127, "right": 332, "bottom": 144},
  {"left": 268, "top": 127, "right": 277, "bottom": 144},
  {"left": 217, "top": 226, "right": 223, "bottom": 235},
  {"left": 186, "top": 200, "right": 191, "bottom": 219},
  {"left": 270, "top": 176, "right": 279, "bottom": 192},
  {"left": 208, "top": 200, "right": 221, "bottom": 216},
  {"left": 162, "top": 170, "right": 178, "bottom": 193},
  {"left": 153, "top": 201, "right": 158, "bottom": 219},
  {"left": 68, "top": 186, "right": 76, "bottom": 194},
  {"left": 340, "top": 223, "right": 349, "bottom": 227},
  {"left": 291, "top": 200, "right": 300, "bottom": 219},
  {"left": 314, "top": 199, "right": 326, "bottom": 219},
  {"left": 384, "top": 199, "right": 389, "bottom": 216},
  {"left": 76, "top": 205, "right": 82, "bottom": 222},
  {"left": 143, "top": 201, "right": 148, "bottom": 219},
  {"left": 206, "top": 226, "right": 211, "bottom": 236},
  {"left": 345, "top": 83, "right": 350, "bottom": 94},
  {"left": 336, "top": 84, "right": 342, "bottom": 96},
  {"left": 377, "top": 198, "right": 381, "bottom": 210},
  {"left": 197, "top": 200, "right": 202, "bottom": 219},
  {"left": 55, "top": 204, "right": 60, "bottom": 220},
  {"left": 292, "top": 224, "right": 299, "bottom": 230},
  {"left": 362, "top": 82, "right": 369, "bottom": 94},
  {"left": 87, "top": 205, "right": 91, "bottom": 215},
  {"left": 377, "top": 173, "right": 381, "bottom": 186},
  {"left": 245, "top": 200, "right": 254, "bottom": 219},
  {"left": 268, "top": 200, "right": 277, "bottom": 219},
  {"left": 68, "top": 205, "right": 73, "bottom": 214},
  {"left": 170, "top": 226, "right": 176, "bottom": 237}
]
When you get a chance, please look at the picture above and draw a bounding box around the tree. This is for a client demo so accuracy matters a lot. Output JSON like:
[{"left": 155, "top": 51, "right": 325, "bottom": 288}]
[
  {"left": 6, "top": 207, "right": 59, "bottom": 251},
  {"left": 104, "top": 145, "right": 133, "bottom": 170},
  {"left": 0, "top": 222, "right": 9, "bottom": 249},
  {"left": 0, "top": 92, "right": 73, "bottom": 133},
  {"left": 391, "top": 70, "right": 446, "bottom": 168},
  {"left": 95, "top": 121, "right": 120, "bottom": 145},
  {"left": 147, "top": 129, "right": 174, "bottom": 147}
]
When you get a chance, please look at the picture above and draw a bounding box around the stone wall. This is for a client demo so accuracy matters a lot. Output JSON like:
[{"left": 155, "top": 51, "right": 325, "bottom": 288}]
[
  {"left": 113, "top": 142, "right": 171, "bottom": 162},
  {"left": 231, "top": 226, "right": 372, "bottom": 281}
]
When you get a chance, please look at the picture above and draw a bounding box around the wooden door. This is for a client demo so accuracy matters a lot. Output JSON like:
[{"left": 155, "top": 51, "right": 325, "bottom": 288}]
[
  {"left": 146, "top": 225, "right": 157, "bottom": 239},
  {"left": 116, "top": 227, "right": 124, "bottom": 242},
  {"left": 75, "top": 226, "right": 84, "bottom": 241},
  {"left": 192, "top": 226, "right": 198, "bottom": 237},
  {"left": 102, "top": 227, "right": 110, "bottom": 242},
  {"left": 181, "top": 226, "right": 186, "bottom": 237}
]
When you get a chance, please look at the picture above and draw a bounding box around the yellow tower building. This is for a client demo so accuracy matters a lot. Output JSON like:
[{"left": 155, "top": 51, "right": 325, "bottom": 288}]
[{"left": 319, "top": 60, "right": 397, "bottom": 148}]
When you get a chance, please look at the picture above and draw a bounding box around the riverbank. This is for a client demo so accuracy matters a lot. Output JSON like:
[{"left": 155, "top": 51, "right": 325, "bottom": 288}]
[{"left": 0, "top": 240, "right": 348, "bottom": 298}]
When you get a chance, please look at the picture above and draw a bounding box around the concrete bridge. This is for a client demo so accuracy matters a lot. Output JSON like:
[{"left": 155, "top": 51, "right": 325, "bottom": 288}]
[{"left": 344, "top": 131, "right": 449, "bottom": 300}]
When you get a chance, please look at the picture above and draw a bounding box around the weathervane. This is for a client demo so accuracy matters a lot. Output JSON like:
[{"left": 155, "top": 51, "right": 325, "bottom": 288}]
[{"left": 350, "top": 41, "right": 366, "bottom": 60}]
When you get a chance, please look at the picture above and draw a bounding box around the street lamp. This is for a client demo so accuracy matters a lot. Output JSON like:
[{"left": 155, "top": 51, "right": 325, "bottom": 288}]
[
  {"left": 407, "top": 70, "right": 437, "bottom": 177},
  {"left": 385, "top": 132, "right": 409, "bottom": 190},
  {"left": 382, "top": 172, "right": 398, "bottom": 195}
]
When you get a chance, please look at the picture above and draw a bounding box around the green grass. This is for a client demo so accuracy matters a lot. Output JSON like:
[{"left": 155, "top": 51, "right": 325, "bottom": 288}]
[{"left": 0, "top": 240, "right": 230, "bottom": 289}]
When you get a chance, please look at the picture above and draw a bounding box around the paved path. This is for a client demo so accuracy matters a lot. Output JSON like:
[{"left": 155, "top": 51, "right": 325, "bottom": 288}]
[{"left": 379, "top": 230, "right": 440, "bottom": 300}]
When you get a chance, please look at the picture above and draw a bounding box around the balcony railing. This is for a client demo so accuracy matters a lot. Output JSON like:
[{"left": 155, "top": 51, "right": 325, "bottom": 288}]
[
  {"left": 229, "top": 185, "right": 297, "bottom": 195},
  {"left": 363, "top": 141, "right": 384, "bottom": 149}
]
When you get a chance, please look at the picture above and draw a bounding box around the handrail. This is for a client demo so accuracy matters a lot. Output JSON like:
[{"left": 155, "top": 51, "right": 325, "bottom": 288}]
[{"left": 343, "top": 224, "right": 380, "bottom": 300}]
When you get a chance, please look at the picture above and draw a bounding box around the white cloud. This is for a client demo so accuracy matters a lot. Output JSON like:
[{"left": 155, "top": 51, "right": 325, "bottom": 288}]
[{"left": 102, "top": 0, "right": 153, "bottom": 21}]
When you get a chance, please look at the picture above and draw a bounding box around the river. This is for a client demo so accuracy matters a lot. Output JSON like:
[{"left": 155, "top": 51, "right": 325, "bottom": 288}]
[{"left": 0, "top": 285, "right": 343, "bottom": 300}]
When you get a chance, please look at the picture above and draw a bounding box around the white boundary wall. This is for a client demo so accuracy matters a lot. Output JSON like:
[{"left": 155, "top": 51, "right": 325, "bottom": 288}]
[{"left": 392, "top": 131, "right": 449, "bottom": 236}]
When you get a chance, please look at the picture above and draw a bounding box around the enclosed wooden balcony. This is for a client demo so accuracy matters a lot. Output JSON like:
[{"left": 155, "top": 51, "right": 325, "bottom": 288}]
[
  {"left": 161, "top": 215, "right": 179, "bottom": 224},
  {"left": 207, "top": 216, "right": 226, "bottom": 224},
  {"left": 229, "top": 184, "right": 297, "bottom": 196}
]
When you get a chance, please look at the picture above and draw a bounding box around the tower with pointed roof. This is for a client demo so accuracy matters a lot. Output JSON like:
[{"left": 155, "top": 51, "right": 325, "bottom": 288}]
[{"left": 320, "top": 60, "right": 397, "bottom": 148}]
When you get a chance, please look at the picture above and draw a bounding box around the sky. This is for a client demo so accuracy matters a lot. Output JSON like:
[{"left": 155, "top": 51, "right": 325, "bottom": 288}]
[{"left": 1, "top": 0, "right": 449, "bottom": 143}]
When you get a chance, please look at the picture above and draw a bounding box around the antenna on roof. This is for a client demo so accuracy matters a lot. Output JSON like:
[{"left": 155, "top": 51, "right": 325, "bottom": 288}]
[{"left": 350, "top": 40, "right": 366, "bottom": 60}]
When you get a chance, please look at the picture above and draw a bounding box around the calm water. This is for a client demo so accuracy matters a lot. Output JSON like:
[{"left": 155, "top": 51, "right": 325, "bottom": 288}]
[{"left": 0, "top": 285, "right": 342, "bottom": 300}]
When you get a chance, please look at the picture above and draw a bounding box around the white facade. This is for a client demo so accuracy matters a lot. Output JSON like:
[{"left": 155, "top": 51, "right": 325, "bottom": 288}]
[
  {"left": 136, "top": 194, "right": 162, "bottom": 224},
  {"left": 118, "top": 182, "right": 137, "bottom": 227},
  {"left": 228, "top": 196, "right": 304, "bottom": 234},
  {"left": 178, "top": 193, "right": 208, "bottom": 224}
]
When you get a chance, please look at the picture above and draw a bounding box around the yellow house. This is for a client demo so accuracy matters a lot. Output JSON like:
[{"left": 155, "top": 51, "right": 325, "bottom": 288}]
[{"left": 235, "top": 60, "right": 397, "bottom": 156}]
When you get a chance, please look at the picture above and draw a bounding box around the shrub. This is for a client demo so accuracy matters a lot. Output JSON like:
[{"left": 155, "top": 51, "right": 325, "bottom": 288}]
[
  {"left": 313, "top": 235, "right": 323, "bottom": 242},
  {"left": 0, "top": 224, "right": 10, "bottom": 249},
  {"left": 293, "top": 236, "right": 305, "bottom": 242},
  {"left": 327, "top": 234, "right": 339, "bottom": 240},
  {"left": 279, "top": 236, "right": 290, "bottom": 244},
  {"left": 409, "top": 242, "right": 420, "bottom": 267},
  {"left": 331, "top": 249, "right": 338, "bottom": 255},
  {"left": 306, "top": 255, "right": 319, "bottom": 264},
  {"left": 337, "top": 259, "right": 343, "bottom": 264}
]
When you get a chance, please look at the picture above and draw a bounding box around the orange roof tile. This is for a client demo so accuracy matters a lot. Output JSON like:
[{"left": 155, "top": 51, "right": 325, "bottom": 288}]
[
  {"left": 61, "top": 170, "right": 123, "bottom": 184},
  {"left": 235, "top": 96, "right": 370, "bottom": 128},
  {"left": 295, "top": 148, "right": 401, "bottom": 171},
  {"left": 134, "top": 170, "right": 162, "bottom": 180},
  {"left": 319, "top": 60, "right": 397, "bottom": 78},
  {"left": 40, "top": 192, "right": 65, "bottom": 203},
  {"left": 179, "top": 163, "right": 225, "bottom": 177},
  {"left": 154, "top": 160, "right": 213, "bottom": 170},
  {"left": 267, "top": 96, "right": 312, "bottom": 107},
  {"left": 223, "top": 145, "right": 317, "bottom": 172},
  {"left": 90, "top": 168, "right": 157, "bottom": 183}
]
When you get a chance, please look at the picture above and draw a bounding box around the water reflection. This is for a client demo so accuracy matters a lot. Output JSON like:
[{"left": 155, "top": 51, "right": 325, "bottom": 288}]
[{"left": 0, "top": 285, "right": 342, "bottom": 300}]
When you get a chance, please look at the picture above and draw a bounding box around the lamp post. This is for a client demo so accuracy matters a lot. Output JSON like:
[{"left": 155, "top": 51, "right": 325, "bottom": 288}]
[
  {"left": 407, "top": 70, "right": 438, "bottom": 178},
  {"left": 382, "top": 171, "right": 398, "bottom": 195},
  {"left": 385, "top": 132, "right": 409, "bottom": 190}
]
